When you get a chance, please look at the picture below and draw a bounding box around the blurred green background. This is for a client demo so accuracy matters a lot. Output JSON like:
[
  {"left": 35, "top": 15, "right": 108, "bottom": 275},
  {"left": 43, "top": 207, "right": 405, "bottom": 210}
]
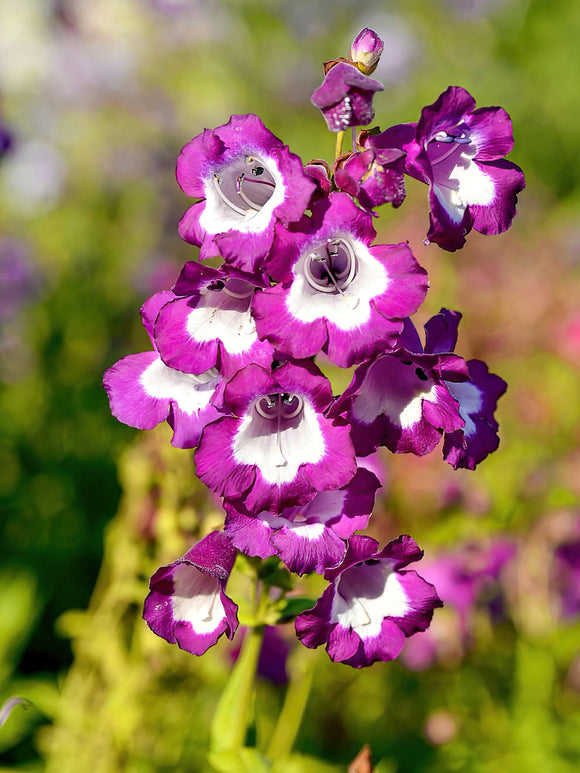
[{"left": 0, "top": 0, "right": 579, "bottom": 770}]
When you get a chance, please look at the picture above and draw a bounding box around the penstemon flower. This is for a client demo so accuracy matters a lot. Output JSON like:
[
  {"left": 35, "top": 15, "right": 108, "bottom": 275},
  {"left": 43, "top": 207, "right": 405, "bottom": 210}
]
[
  {"left": 375, "top": 86, "right": 526, "bottom": 250},
  {"left": 223, "top": 467, "right": 381, "bottom": 576},
  {"left": 104, "top": 27, "right": 523, "bottom": 760},
  {"left": 176, "top": 113, "right": 315, "bottom": 274},
  {"left": 295, "top": 535, "right": 443, "bottom": 667},
  {"left": 103, "top": 291, "right": 222, "bottom": 449},
  {"left": 143, "top": 531, "right": 239, "bottom": 656},
  {"left": 252, "top": 192, "right": 428, "bottom": 367},
  {"left": 154, "top": 261, "right": 274, "bottom": 379},
  {"left": 194, "top": 360, "right": 357, "bottom": 512}
]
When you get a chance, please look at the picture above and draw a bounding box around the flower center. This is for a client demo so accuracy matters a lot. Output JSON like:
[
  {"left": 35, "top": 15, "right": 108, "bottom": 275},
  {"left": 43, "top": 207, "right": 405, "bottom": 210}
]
[
  {"left": 303, "top": 238, "right": 357, "bottom": 295},
  {"left": 427, "top": 129, "right": 474, "bottom": 177},
  {"left": 254, "top": 392, "right": 304, "bottom": 468},
  {"left": 206, "top": 277, "right": 255, "bottom": 300},
  {"left": 255, "top": 392, "right": 304, "bottom": 420},
  {"left": 212, "top": 155, "right": 276, "bottom": 217}
]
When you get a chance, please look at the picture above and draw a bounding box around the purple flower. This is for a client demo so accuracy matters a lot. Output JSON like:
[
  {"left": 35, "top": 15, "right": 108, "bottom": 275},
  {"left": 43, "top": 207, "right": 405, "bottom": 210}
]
[
  {"left": 0, "top": 239, "right": 39, "bottom": 325},
  {"left": 333, "top": 140, "right": 406, "bottom": 212},
  {"left": 334, "top": 309, "right": 505, "bottom": 466},
  {"left": 403, "top": 539, "right": 516, "bottom": 670},
  {"left": 332, "top": 315, "right": 468, "bottom": 457},
  {"left": 252, "top": 193, "right": 428, "bottom": 368},
  {"left": 195, "top": 360, "right": 357, "bottom": 513},
  {"left": 177, "top": 114, "right": 315, "bottom": 273},
  {"left": 554, "top": 536, "right": 580, "bottom": 619},
  {"left": 350, "top": 28, "right": 384, "bottom": 76},
  {"left": 143, "top": 531, "right": 239, "bottom": 656},
  {"left": 376, "top": 86, "right": 525, "bottom": 250},
  {"left": 223, "top": 468, "right": 381, "bottom": 575},
  {"left": 295, "top": 535, "right": 442, "bottom": 667},
  {"left": 153, "top": 262, "right": 274, "bottom": 380},
  {"left": 103, "top": 291, "right": 222, "bottom": 448},
  {"left": 420, "top": 308, "right": 507, "bottom": 469},
  {"left": 311, "top": 62, "right": 384, "bottom": 133},
  {"left": 443, "top": 360, "right": 507, "bottom": 470}
]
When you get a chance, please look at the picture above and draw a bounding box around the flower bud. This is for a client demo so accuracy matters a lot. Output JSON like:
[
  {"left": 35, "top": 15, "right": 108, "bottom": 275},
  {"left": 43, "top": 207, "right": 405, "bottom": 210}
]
[{"left": 350, "top": 28, "right": 384, "bottom": 75}]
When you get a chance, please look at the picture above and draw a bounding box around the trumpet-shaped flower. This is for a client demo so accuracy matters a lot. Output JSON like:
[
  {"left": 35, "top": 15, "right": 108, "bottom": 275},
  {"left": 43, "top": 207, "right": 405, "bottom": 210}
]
[
  {"left": 311, "top": 62, "right": 384, "bottom": 133},
  {"left": 177, "top": 114, "right": 315, "bottom": 273},
  {"left": 154, "top": 262, "right": 274, "bottom": 380},
  {"left": 103, "top": 291, "right": 222, "bottom": 448},
  {"left": 253, "top": 193, "right": 428, "bottom": 367},
  {"left": 195, "top": 360, "right": 357, "bottom": 513},
  {"left": 374, "top": 86, "right": 525, "bottom": 250},
  {"left": 223, "top": 467, "right": 381, "bottom": 575},
  {"left": 295, "top": 535, "right": 442, "bottom": 667},
  {"left": 143, "top": 531, "right": 239, "bottom": 656}
]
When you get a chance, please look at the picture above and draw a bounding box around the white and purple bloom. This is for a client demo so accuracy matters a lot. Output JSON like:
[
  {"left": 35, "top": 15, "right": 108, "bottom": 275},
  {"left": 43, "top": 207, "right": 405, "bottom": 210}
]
[
  {"left": 375, "top": 86, "right": 525, "bottom": 250},
  {"left": 443, "top": 359, "right": 507, "bottom": 469},
  {"left": 421, "top": 308, "right": 507, "bottom": 469},
  {"left": 295, "top": 535, "right": 442, "bottom": 667},
  {"left": 223, "top": 467, "right": 381, "bottom": 576},
  {"left": 143, "top": 531, "right": 239, "bottom": 656},
  {"left": 195, "top": 360, "right": 357, "bottom": 513},
  {"left": 153, "top": 261, "right": 274, "bottom": 380},
  {"left": 334, "top": 309, "right": 505, "bottom": 464},
  {"left": 252, "top": 193, "right": 428, "bottom": 368},
  {"left": 103, "top": 291, "right": 222, "bottom": 449},
  {"left": 177, "top": 114, "right": 315, "bottom": 274},
  {"left": 332, "top": 315, "right": 468, "bottom": 457},
  {"left": 311, "top": 61, "right": 384, "bottom": 133}
]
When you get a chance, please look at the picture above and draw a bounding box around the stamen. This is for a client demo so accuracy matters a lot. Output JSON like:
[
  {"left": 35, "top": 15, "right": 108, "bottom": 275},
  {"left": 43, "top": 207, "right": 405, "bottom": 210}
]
[
  {"left": 275, "top": 410, "right": 287, "bottom": 468},
  {"left": 303, "top": 238, "right": 358, "bottom": 295},
  {"left": 212, "top": 173, "right": 248, "bottom": 216},
  {"left": 210, "top": 156, "right": 277, "bottom": 219},
  {"left": 236, "top": 173, "right": 263, "bottom": 211},
  {"left": 430, "top": 130, "right": 473, "bottom": 167}
]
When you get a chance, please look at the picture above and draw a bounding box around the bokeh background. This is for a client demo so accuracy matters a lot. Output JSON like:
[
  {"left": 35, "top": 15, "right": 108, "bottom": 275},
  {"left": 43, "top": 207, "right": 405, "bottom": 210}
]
[{"left": 1, "top": 0, "right": 579, "bottom": 770}]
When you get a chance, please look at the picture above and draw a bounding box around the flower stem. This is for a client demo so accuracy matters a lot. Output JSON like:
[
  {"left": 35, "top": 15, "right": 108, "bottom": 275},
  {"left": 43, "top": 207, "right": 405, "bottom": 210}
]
[
  {"left": 266, "top": 647, "right": 314, "bottom": 761},
  {"left": 335, "top": 130, "right": 345, "bottom": 159},
  {"left": 209, "top": 624, "right": 266, "bottom": 753}
]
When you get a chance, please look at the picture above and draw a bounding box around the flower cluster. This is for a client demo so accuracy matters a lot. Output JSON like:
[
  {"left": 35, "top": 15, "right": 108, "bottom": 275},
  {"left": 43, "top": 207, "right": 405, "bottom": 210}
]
[{"left": 104, "top": 28, "right": 522, "bottom": 668}]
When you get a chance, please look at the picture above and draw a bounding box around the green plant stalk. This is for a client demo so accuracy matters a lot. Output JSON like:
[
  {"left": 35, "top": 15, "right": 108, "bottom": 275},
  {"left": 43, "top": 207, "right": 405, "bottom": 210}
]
[
  {"left": 335, "top": 130, "right": 345, "bottom": 159},
  {"left": 209, "top": 623, "right": 266, "bottom": 753},
  {"left": 266, "top": 648, "right": 314, "bottom": 761}
]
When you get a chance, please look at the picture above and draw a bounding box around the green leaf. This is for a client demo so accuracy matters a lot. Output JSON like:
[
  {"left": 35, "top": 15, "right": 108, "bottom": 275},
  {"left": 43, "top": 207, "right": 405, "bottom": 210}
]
[
  {"left": 209, "top": 626, "right": 265, "bottom": 754},
  {"left": 276, "top": 597, "right": 315, "bottom": 622}
]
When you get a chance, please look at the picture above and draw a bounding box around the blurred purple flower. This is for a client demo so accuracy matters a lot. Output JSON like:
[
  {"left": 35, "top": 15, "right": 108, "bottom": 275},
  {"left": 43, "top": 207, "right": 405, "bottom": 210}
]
[
  {"left": 403, "top": 538, "right": 516, "bottom": 670},
  {"left": 0, "top": 239, "right": 40, "bottom": 325}
]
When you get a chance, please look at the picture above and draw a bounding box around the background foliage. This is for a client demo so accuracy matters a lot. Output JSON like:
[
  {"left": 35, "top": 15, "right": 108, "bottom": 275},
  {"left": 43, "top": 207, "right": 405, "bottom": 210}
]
[{"left": 0, "top": 0, "right": 579, "bottom": 770}]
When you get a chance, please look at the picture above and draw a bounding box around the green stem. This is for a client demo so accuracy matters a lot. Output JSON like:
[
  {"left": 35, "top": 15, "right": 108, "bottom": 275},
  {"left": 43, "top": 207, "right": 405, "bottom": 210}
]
[
  {"left": 209, "top": 624, "right": 266, "bottom": 753},
  {"left": 266, "top": 647, "right": 314, "bottom": 761},
  {"left": 334, "top": 130, "right": 345, "bottom": 159}
]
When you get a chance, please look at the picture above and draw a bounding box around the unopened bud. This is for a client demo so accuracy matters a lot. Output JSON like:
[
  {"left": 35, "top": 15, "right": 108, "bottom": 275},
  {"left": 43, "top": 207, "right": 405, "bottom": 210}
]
[{"left": 350, "top": 28, "right": 384, "bottom": 75}]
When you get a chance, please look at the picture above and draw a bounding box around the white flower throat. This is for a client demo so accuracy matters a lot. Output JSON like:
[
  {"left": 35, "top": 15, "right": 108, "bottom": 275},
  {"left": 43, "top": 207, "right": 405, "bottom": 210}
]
[
  {"left": 304, "top": 238, "right": 358, "bottom": 295},
  {"left": 255, "top": 392, "right": 304, "bottom": 468},
  {"left": 212, "top": 155, "right": 276, "bottom": 217}
]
